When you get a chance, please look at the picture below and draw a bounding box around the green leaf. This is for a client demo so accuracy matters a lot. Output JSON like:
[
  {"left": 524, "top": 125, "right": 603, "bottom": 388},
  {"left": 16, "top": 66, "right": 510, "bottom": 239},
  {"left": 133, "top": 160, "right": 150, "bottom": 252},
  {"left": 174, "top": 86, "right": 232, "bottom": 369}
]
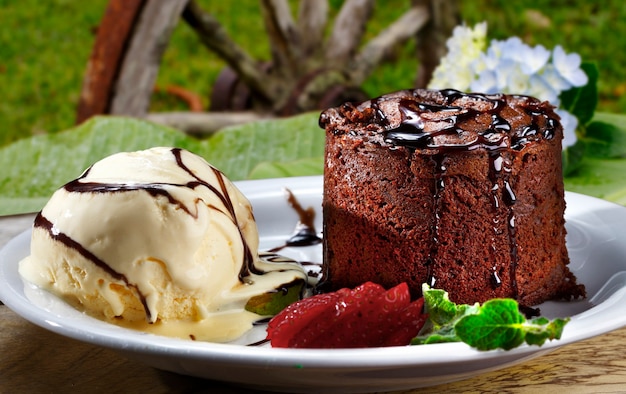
[
  {"left": 420, "top": 284, "right": 478, "bottom": 326},
  {"left": 411, "top": 285, "right": 479, "bottom": 345},
  {"left": 562, "top": 138, "right": 586, "bottom": 176},
  {"left": 0, "top": 116, "right": 200, "bottom": 215},
  {"left": 248, "top": 157, "right": 324, "bottom": 180},
  {"left": 564, "top": 156, "right": 626, "bottom": 205},
  {"left": 454, "top": 299, "right": 526, "bottom": 350},
  {"left": 414, "top": 331, "right": 460, "bottom": 345},
  {"left": 454, "top": 299, "right": 569, "bottom": 350},
  {"left": 582, "top": 114, "right": 626, "bottom": 158},
  {"left": 559, "top": 62, "right": 598, "bottom": 126},
  {"left": 412, "top": 287, "right": 570, "bottom": 350},
  {"left": 562, "top": 112, "right": 626, "bottom": 205},
  {"left": 203, "top": 112, "right": 323, "bottom": 180},
  {"left": 0, "top": 113, "right": 325, "bottom": 216},
  {"left": 524, "top": 318, "right": 569, "bottom": 346}
]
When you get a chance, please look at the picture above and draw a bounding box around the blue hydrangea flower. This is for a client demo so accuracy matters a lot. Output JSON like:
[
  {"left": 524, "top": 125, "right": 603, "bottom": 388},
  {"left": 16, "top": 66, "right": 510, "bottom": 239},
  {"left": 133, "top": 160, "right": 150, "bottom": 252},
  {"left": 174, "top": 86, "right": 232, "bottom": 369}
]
[
  {"left": 428, "top": 23, "right": 588, "bottom": 149},
  {"left": 551, "top": 45, "right": 589, "bottom": 88}
]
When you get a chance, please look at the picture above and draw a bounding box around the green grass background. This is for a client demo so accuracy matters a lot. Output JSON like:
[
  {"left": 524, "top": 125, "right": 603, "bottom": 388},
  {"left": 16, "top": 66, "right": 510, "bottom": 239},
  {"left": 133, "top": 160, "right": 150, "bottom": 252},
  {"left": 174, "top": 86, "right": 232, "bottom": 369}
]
[{"left": 1, "top": 0, "right": 625, "bottom": 147}]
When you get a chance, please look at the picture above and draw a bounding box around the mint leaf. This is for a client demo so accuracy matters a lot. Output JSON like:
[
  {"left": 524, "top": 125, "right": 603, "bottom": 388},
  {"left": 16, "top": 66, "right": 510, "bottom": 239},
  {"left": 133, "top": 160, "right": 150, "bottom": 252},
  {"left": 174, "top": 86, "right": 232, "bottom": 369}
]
[
  {"left": 412, "top": 286, "right": 570, "bottom": 350},
  {"left": 420, "top": 284, "right": 478, "bottom": 326},
  {"left": 524, "top": 317, "right": 569, "bottom": 346},
  {"left": 454, "top": 299, "right": 568, "bottom": 350},
  {"left": 411, "top": 284, "right": 479, "bottom": 345},
  {"left": 245, "top": 279, "right": 305, "bottom": 316},
  {"left": 454, "top": 299, "right": 526, "bottom": 350}
]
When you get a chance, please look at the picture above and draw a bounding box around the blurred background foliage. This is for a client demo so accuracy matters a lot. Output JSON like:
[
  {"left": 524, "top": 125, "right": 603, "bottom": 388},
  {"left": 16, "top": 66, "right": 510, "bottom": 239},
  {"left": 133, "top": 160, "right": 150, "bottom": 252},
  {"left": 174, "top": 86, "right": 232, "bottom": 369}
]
[{"left": 1, "top": 0, "right": 625, "bottom": 147}]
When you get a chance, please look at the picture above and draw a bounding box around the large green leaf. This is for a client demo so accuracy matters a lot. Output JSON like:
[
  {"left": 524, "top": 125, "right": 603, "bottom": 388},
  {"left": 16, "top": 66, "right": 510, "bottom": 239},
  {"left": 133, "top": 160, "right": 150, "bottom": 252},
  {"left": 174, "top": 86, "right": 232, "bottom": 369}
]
[
  {"left": 582, "top": 113, "right": 626, "bottom": 158},
  {"left": 0, "top": 113, "right": 324, "bottom": 215},
  {"left": 248, "top": 157, "right": 325, "bottom": 180},
  {"left": 564, "top": 157, "right": 626, "bottom": 206},
  {"left": 562, "top": 111, "right": 626, "bottom": 204},
  {"left": 0, "top": 117, "right": 199, "bottom": 216},
  {"left": 202, "top": 112, "right": 324, "bottom": 180}
]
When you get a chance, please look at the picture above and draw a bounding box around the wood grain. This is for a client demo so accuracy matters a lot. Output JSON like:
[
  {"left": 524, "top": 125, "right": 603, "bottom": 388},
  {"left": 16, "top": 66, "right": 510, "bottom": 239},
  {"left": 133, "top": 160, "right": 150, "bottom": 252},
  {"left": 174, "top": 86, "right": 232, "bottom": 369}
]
[
  {"left": 2, "top": 304, "right": 625, "bottom": 393},
  {"left": 0, "top": 307, "right": 266, "bottom": 393}
]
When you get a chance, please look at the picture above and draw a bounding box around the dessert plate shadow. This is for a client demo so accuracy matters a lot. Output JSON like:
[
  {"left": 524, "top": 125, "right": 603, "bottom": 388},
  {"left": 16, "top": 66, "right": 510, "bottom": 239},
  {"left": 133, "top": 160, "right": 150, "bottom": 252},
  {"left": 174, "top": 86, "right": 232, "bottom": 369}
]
[{"left": 1, "top": 176, "right": 626, "bottom": 394}]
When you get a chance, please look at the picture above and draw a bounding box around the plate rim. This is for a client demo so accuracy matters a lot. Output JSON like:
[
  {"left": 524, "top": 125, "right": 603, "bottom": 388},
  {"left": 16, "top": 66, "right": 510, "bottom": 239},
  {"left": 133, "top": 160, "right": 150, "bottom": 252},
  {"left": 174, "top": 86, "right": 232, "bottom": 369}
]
[{"left": 1, "top": 175, "right": 626, "bottom": 371}]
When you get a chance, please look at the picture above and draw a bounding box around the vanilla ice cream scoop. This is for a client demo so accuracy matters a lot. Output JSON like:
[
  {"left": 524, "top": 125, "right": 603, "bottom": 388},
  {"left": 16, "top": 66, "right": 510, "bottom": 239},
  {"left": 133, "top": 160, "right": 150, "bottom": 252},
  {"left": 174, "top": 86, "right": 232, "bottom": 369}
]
[{"left": 19, "top": 147, "right": 307, "bottom": 342}]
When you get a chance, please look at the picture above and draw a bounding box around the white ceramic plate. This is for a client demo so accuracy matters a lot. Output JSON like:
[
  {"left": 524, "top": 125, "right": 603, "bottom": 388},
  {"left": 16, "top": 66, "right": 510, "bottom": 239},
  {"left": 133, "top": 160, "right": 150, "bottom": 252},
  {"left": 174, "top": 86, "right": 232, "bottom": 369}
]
[{"left": 2, "top": 175, "right": 626, "bottom": 393}]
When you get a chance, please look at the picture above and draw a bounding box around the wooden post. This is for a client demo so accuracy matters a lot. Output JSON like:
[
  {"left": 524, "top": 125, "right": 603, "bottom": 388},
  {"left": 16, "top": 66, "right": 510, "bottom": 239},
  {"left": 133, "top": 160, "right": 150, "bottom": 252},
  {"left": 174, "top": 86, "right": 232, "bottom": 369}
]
[
  {"left": 76, "top": 0, "right": 146, "bottom": 123},
  {"left": 109, "top": 0, "right": 189, "bottom": 117}
]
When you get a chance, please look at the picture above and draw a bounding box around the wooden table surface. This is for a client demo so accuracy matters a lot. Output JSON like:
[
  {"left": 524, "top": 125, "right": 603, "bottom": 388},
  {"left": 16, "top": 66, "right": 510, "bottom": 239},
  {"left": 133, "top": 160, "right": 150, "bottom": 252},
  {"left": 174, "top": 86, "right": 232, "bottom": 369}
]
[{"left": 2, "top": 214, "right": 626, "bottom": 393}]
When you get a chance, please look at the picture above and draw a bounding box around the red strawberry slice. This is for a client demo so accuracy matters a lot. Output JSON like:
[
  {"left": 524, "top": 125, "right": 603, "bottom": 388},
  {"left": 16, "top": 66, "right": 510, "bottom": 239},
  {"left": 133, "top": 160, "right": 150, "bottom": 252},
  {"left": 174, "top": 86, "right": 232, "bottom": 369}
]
[
  {"left": 304, "top": 282, "right": 388, "bottom": 348},
  {"left": 316, "top": 282, "right": 411, "bottom": 348},
  {"left": 381, "top": 297, "right": 427, "bottom": 346},
  {"left": 365, "top": 283, "right": 417, "bottom": 347},
  {"left": 268, "top": 283, "right": 385, "bottom": 348},
  {"left": 267, "top": 289, "right": 346, "bottom": 348},
  {"left": 266, "top": 282, "right": 427, "bottom": 348}
]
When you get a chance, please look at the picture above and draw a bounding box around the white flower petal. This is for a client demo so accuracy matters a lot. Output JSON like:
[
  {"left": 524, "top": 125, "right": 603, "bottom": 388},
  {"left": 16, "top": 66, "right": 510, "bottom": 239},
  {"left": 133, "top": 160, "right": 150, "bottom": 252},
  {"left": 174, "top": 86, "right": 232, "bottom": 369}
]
[
  {"left": 540, "top": 64, "right": 573, "bottom": 92},
  {"left": 552, "top": 45, "right": 588, "bottom": 87},
  {"left": 521, "top": 44, "right": 551, "bottom": 74},
  {"left": 470, "top": 70, "right": 498, "bottom": 93},
  {"left": 528, "top": 74, "right": 560, "bottom": 104},
  {"left": 504, "top": 68, "right": 531, "bottom": 94},
  {"left": 555, "top": 109, "right": 578, "bottom": 148},
  {"left": 428, "top": 23, "right": 489, "bottom": 91}
]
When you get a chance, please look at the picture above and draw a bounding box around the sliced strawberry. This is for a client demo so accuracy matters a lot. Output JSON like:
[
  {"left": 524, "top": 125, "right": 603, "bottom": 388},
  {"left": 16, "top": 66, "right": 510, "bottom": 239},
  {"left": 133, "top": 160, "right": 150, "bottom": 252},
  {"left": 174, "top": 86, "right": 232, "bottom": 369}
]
[
  {"left": 319, "top": 282, "right": 410, "bottom": 348},
  {"left": 266, "top": 282, "right": 427, "bottom": 348},
  {"left": 380, "top": 297, "right": 427, "bottom": 346},
  {"left": 267, "top": 290, "right": 344, "bottom": 348},
  {"left": 304, "top": 282, "right": 387, "bottom": 348},
  {"left": 365, "top": 283, "right": 414, "bottom": 346},
  {"left": 266, "top": 283, "right": 378, "bottom": 348}
]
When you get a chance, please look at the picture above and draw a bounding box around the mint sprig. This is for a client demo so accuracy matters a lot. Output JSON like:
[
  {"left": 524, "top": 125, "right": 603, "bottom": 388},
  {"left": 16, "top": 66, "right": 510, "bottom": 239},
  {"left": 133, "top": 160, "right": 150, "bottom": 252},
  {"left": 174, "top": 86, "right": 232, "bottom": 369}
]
[{"left": 412, "top": 285, "right": 570, "bottom": 351}]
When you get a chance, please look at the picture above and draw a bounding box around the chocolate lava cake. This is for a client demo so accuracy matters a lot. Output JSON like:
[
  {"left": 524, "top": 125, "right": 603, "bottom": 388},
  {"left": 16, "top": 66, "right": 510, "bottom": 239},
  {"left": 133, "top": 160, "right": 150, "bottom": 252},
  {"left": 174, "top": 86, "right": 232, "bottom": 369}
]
[{"left": 319, "top": 89, "right": 585, "bottom": 306}]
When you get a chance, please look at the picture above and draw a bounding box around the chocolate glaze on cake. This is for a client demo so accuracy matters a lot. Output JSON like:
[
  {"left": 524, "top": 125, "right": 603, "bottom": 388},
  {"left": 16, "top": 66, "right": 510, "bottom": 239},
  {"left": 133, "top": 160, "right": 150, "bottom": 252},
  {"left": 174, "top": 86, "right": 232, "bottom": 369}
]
[{"left": 319, "top": 89, "right": 585, "bottom": 306}]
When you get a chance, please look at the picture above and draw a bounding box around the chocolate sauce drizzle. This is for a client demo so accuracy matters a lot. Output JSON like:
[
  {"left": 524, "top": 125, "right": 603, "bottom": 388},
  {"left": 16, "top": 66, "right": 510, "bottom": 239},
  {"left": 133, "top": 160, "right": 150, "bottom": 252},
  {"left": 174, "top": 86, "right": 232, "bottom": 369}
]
[
  {"left": 34, "top": 148, "right": 265, "bottom": 321},
  {"left": 171, "top": 148, "right": 261, "bottom": 279},
  {"left": 371, "top": 89, "right": 558, "bottom": 300},
  {"left": 268, "top": 189, "right": 322, "bottom": 253},
  {"left": 33, "top": 213, "right": 153, "bottom": 320}
]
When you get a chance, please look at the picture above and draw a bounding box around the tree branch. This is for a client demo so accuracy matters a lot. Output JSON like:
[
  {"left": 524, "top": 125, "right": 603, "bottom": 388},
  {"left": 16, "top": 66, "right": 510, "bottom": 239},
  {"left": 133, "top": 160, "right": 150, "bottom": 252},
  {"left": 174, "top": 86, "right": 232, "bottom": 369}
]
[
  {"left": 182, "top": 0, "right": 276, "bottom": 102},
  {"left": 350, "top": 4, "right": 430, "bottom": 85},
  {"left": 325, "top": 0, "right": 374, "bottom": 66},
  {"left": 414, "top": 0, "right": 460, "bottom": 87},
  {"left": 297, "top": 0, "right": 328, "bottom": 62},
  {"left": 76, "top": 0, "right": 146, "bottom": 123},
  {"left": 260, "top": 0, "right": 301, "bottom": 77},
  {"left": 145, "top": 111, "right": 271, "bottom": 137},
  {"left": 294, "top": 70, "right": 347, "bottom": 112}
]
